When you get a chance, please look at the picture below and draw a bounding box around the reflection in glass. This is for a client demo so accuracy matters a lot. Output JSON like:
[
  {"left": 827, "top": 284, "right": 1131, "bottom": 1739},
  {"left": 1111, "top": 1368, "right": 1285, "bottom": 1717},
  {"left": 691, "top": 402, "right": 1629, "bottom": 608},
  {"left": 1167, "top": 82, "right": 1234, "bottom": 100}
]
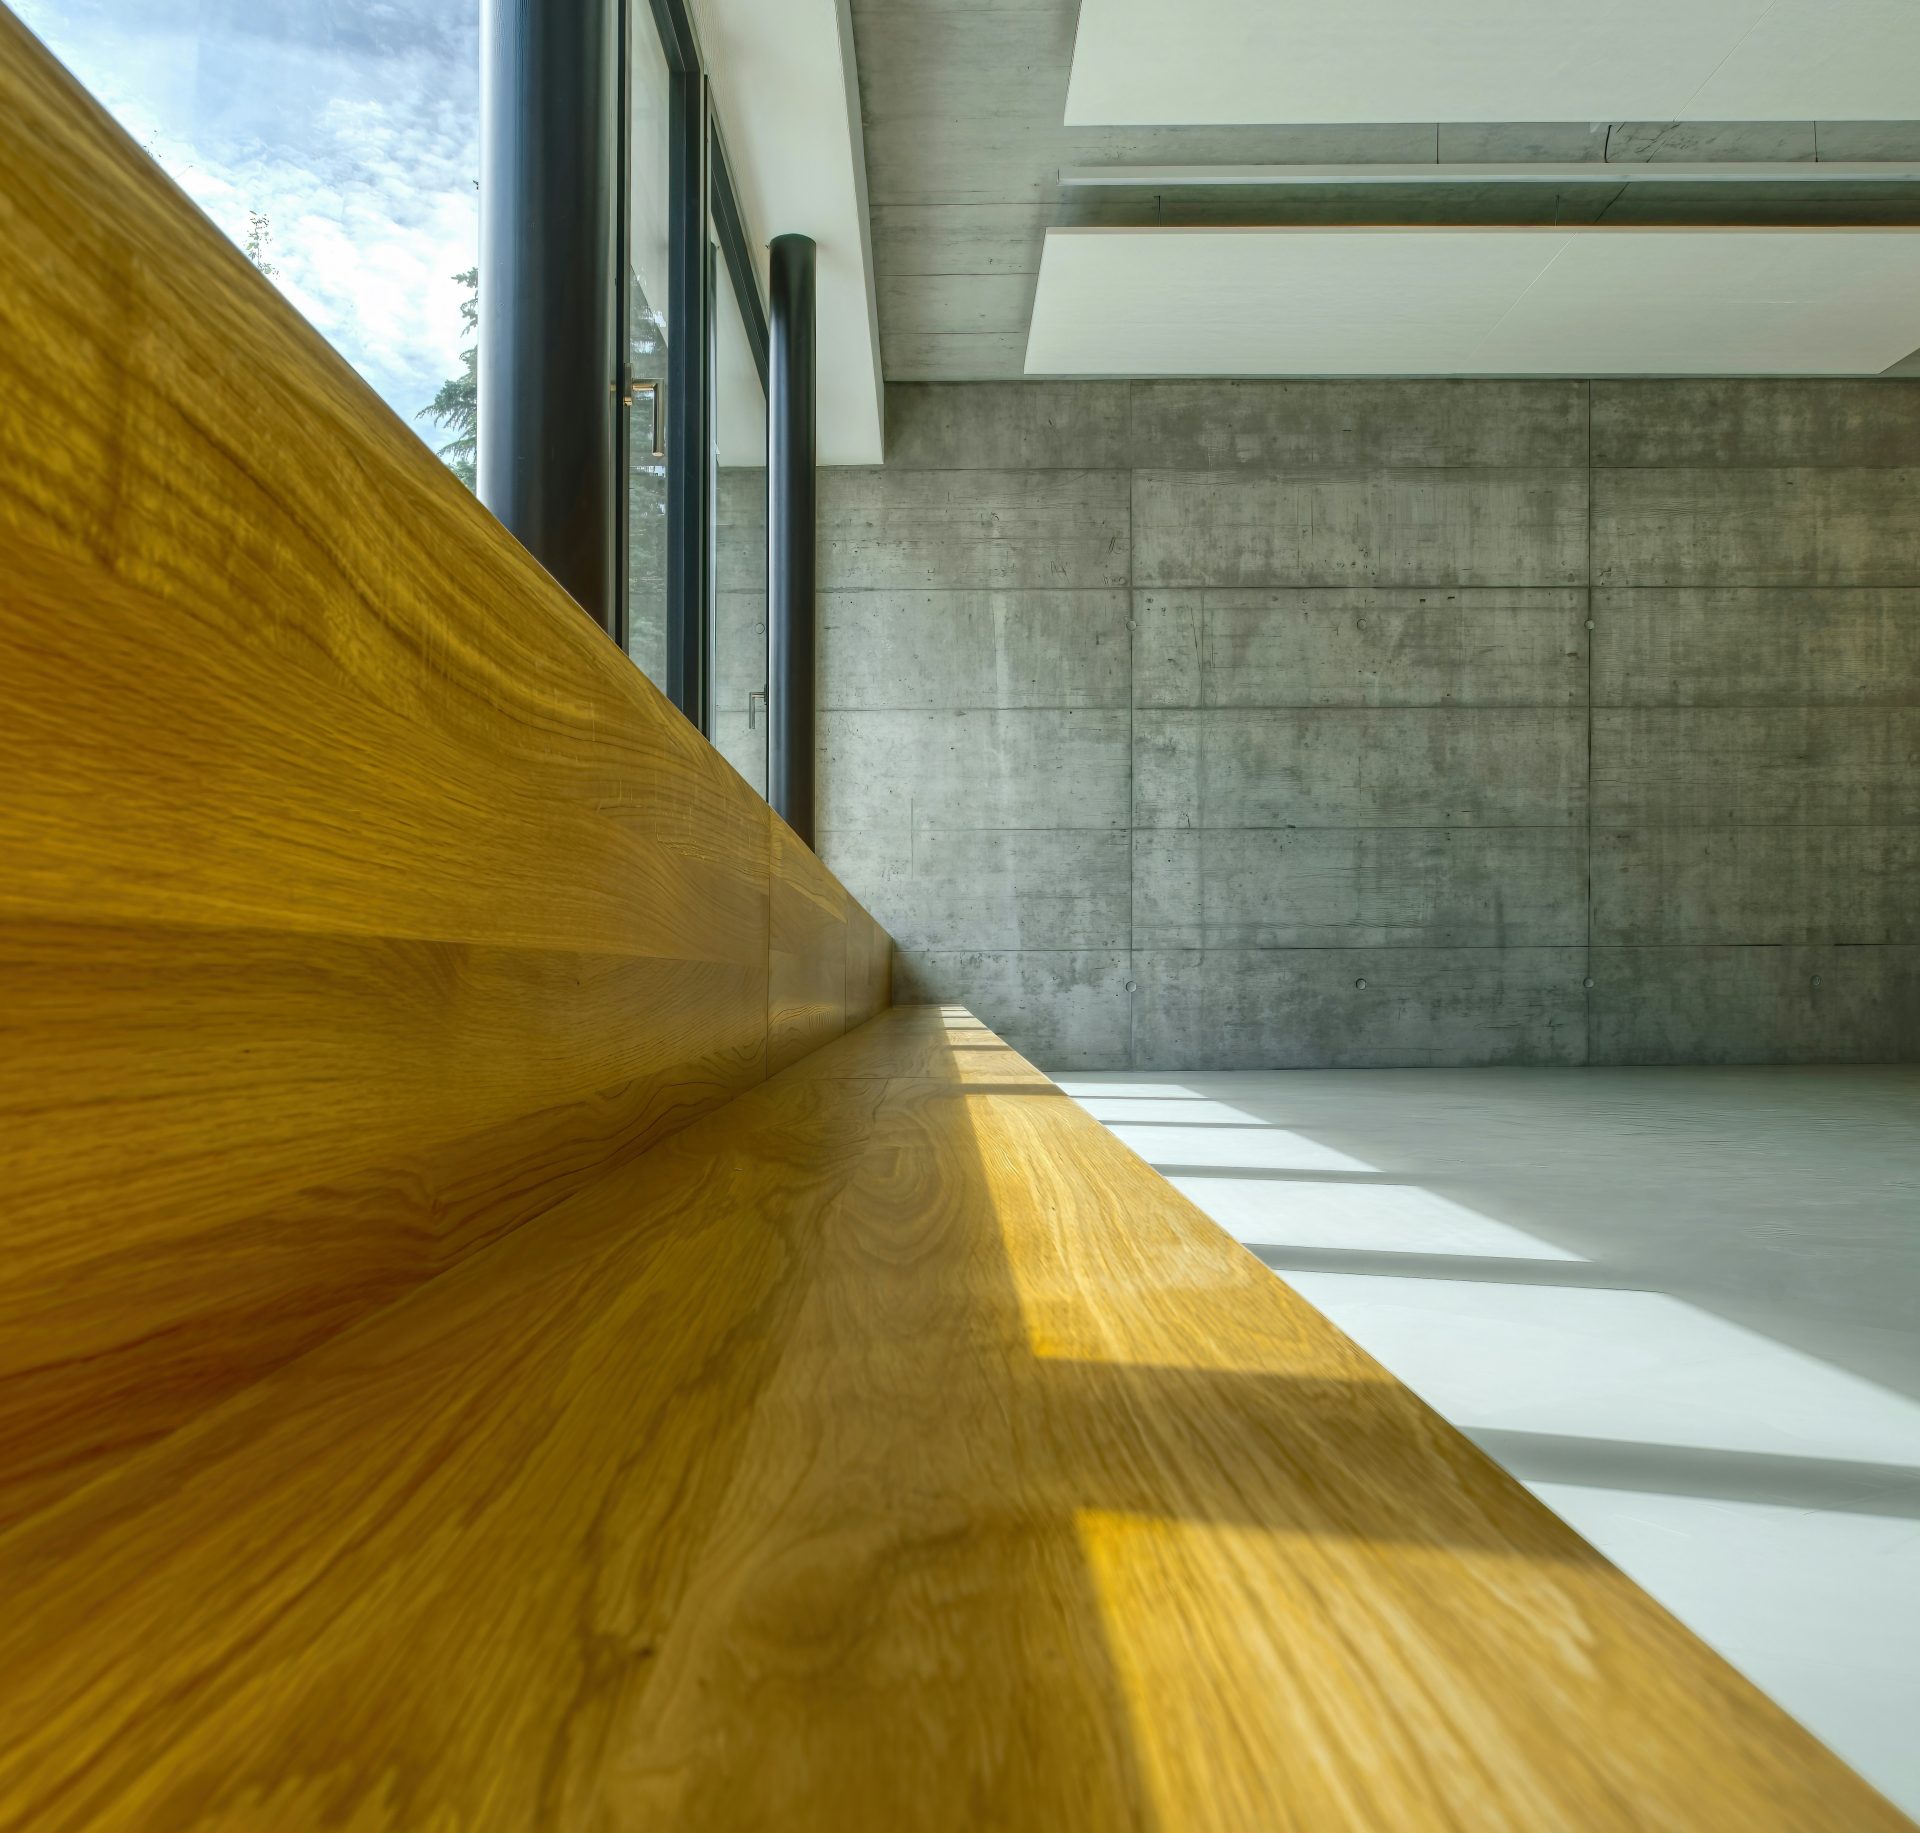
[
  {"left": 15, "top": 0, "right": 481, "bottom": 481},
  {"left": 709, "top": 238, "right": 768, "bottom": 796},
  {"left": 624, "top": 13, "right": 671, "bottom": 689}
]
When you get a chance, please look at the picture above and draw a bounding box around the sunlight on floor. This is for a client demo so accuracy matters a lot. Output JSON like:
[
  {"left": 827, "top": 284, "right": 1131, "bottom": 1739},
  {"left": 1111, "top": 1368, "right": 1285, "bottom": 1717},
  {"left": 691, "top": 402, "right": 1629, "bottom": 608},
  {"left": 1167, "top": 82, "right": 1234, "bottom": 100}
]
[
  {"left": 1056, "top": 1066, "right": 1920, "bottom": 1817},
  {"left": 1177, "top": 1180, "right": 1586, "bottom": 1263}
]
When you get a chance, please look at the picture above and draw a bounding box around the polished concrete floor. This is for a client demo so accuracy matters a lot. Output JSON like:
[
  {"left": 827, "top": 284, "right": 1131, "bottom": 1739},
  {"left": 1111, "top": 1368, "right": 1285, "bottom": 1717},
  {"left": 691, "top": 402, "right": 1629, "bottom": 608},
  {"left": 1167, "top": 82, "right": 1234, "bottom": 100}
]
[{"left": 1056, "top": 1065, "right": 1920, "bottom": 1818}]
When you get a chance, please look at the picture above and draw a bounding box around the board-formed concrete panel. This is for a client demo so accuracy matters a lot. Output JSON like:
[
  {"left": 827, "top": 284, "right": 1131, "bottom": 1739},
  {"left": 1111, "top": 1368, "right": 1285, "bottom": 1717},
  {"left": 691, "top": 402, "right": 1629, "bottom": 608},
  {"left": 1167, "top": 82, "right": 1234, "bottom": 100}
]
[
  {"left": 1590, "top": 945, "right": 1920, "bottom": 1064},
  {"left": 1129, "top": 379, "right": 1588, "bottom": 471},
  {"left": 1134, "top": 588, "right": 1586, "bottom": 709},
  {"left": 820, "top": 708, "right": 1132, "bottom": 834},
  {"left": 819, "top": 468, "right": 1130, "bottom": 589},
  {"left": 822, "top": 589, "right": 1130, "bottom": 710},
  {"left": 1132, "top": 467, "right": 1589, "bottom": 589},
  {"left": 1134, "top": 708, "right": 1588, "bottom": 830},
  {"left": 1593, "top": 588, "right": 1920, "bottom": 707},
  {"left": 1594, "top": 467, "right": 1920, "bottom": 586},
  {"left": 1590, "top": 379, "right": 1920, "bottom": 467},
  {"left": 881, "top": 380, "right": 1134, "bottom": 470},
  {"left": 1592, "top": 828, "right": 1920, "bottom": 946},
  {"left": 822, "top": 829, "right": 1132, "bottom": 953},
  {"left": 1131, "top": 947, "right": 1589, "bottom": 1069},
  {"left": 1134, "top": 828, "right": 1588, "bottom": 951},
  {"left": 890, "top": 948, "right": 1135, "bottom": 1070},
  {"left": 1593, "top": 707, "right": 1920, "bottom": 826}
]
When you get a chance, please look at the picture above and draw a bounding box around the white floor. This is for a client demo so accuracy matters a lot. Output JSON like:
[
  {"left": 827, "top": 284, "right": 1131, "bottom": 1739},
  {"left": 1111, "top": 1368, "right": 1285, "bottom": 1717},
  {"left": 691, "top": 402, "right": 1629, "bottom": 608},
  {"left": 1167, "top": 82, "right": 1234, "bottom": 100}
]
[{"left": 1055, "top": 1065, "right": 1920, "bottom": 1817}]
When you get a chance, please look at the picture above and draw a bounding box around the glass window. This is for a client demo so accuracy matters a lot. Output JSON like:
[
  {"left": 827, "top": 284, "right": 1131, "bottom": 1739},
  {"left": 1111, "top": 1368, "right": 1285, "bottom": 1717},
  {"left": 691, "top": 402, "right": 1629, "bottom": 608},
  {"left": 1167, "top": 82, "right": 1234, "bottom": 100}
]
[
  {"left": 15, "top": 0, "right": 481, "bottom": 485},
  {"left": 623, "top": 12, "right": 672, "bottom": 690},
  {"left": 709, "top": 235, "right": 767, "bottom": 796}
]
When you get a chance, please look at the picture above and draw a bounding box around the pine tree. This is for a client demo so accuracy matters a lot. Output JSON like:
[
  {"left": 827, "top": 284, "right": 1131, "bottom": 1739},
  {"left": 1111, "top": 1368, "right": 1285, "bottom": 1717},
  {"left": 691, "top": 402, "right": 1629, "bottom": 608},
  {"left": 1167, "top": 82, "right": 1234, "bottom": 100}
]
[
  {"left": 420, "top": 267, "right": 478, "bottom": 490},
  {"left": 244, "top": 211, "right": 277, "bottom": 278}
]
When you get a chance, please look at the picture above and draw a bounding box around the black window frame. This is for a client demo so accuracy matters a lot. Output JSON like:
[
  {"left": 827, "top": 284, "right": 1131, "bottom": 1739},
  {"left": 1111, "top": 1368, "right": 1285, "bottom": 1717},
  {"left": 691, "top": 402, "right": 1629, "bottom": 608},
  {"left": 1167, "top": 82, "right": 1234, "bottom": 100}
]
[
  {"left": 710, "top": 121, "right": 770, "bottom": 397},
  {"left": 618, "top": 0, "right": 768, "bottom": 740}
]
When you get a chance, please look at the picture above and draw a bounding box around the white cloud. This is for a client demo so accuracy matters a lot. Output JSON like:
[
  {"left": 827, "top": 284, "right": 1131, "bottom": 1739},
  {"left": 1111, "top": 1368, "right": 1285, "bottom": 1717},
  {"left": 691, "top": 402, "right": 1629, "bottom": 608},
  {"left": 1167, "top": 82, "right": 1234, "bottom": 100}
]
[{"left": 15, "top": 0, "right": 479, "bottom": 439}]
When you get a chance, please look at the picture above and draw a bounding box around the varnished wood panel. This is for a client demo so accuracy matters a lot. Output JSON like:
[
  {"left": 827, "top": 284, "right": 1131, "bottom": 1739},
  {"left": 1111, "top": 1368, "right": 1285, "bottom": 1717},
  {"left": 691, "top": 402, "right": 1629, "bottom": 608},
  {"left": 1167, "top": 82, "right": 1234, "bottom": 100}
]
[
  {"left": 843, "top": 902, "right": 874, "bottom": 1027},
  {"left": 873, "top": 915, "right": 894, "bottom": 1013},
  {"left": 0, "top": 14, "right": 885, "bottom": 1525},
  {"left": 0, "top": 924, "right": 767, "bottom": 1524},
  {"left": 842, "top": 902, "right": 892, "bottom": 1029},
  {"left": 787, "top": 1000, "right": 1047, "bottom": 1085},
  {"left": 0, "top": 1005, "right": 1897, "bottom": 1830},
  {"left": 767, "top": 815, "right": 851, "bottom": 1074}
]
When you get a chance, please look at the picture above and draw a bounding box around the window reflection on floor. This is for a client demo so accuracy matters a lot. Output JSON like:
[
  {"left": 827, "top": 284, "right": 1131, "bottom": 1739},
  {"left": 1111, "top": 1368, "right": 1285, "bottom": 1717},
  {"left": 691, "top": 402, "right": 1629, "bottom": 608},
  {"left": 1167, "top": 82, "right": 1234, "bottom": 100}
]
[{"left": 1058, "top": 1066, "right": 1920, "bottom": 1819}]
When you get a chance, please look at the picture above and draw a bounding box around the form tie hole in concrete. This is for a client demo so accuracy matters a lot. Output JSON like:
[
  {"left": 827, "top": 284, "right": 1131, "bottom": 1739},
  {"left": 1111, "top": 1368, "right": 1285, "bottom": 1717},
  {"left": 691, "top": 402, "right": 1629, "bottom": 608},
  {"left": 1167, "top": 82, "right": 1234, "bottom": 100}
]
[
  {"left": 1812, "top": 975, "right": 1823, "bottom": 988},
  {"left": 1584, "top": 977, "right": 1595, "bottom": 989},
  {"left": 1355, "top": 978, "right": 1368, "bottom": 990}
]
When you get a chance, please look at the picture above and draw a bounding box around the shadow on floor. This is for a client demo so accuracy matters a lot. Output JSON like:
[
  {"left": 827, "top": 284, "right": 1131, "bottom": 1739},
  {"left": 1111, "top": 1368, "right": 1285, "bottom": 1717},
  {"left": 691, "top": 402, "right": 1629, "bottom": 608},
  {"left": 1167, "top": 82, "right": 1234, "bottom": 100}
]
[{"left": 1466, "top": 1428, "right": 1920, "bottom": 1520}]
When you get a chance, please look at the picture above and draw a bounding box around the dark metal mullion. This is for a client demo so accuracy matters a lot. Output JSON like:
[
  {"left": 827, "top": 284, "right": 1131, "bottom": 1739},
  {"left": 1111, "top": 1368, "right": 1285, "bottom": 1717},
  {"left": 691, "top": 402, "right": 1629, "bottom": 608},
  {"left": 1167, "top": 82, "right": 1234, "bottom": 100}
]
[
  {"left": 477, "top": 0, "right": 620, "bottom": 636},
  {"left": 644, "top": 0, "right": 697, "bottom": 68},
  {"left": 663, "top": 66, "right": 709, "bottom": 730},
  {"left": 610, "top": 0, "right": 632, "bottom": 656},
  {"left": 708, "top": 125, "right": 769, "bottom": 391},
  {"left": 705, "top": 236, "right": 722, "bottom": 732},
  {"left": 767, "top": 233, "right": 816, "bottom": 847}
]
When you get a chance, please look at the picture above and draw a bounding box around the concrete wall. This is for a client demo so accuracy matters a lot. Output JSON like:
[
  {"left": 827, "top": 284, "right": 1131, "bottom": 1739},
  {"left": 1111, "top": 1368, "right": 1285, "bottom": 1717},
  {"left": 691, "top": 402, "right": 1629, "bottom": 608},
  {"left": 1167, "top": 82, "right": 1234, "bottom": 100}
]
[{"left": 815, "top": 379, "right": 1920, "bottom": 1070}]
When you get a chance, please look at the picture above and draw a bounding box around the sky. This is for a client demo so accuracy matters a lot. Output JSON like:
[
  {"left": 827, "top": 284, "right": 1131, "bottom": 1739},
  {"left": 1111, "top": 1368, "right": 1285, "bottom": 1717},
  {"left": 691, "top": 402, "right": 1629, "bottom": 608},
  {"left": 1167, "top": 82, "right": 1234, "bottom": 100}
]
[{"left": 16, "top": 0, "right": 480, "bottom": 450}]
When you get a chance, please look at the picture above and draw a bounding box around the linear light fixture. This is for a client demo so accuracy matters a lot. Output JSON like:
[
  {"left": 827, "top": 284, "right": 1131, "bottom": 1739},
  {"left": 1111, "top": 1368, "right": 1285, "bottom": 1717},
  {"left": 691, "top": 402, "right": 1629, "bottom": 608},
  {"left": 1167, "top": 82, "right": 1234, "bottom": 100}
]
[{"left": 1024, "top": 225, "right": 1920, "bottom": 376}]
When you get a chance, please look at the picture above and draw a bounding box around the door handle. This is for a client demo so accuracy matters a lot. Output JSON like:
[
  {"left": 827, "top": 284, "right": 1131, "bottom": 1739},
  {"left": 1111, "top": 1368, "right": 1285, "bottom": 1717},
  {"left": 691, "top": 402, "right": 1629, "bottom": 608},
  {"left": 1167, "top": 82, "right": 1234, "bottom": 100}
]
[{"left": 617, "top": 377, "right": 664, "bottom": 459}]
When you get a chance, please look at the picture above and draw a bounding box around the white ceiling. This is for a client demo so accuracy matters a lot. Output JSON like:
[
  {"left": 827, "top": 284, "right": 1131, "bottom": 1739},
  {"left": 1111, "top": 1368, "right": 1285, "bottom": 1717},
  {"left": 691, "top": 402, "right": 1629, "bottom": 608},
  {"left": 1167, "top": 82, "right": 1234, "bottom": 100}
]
[
  {"left": 689, "top": 0, "right": 883, "bottom": 463},
  {"left": 1024, "top": 228, "right": 1920, "bottom": 376},
  {"left": 1066, "top": 0, "right": 1920, "bottom": 125}
]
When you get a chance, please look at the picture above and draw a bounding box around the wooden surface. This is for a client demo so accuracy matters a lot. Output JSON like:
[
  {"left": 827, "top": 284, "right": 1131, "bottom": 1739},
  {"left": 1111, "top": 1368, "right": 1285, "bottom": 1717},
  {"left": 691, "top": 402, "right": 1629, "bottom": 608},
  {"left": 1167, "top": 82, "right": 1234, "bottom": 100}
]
[
  {"left": 0, "top": 1003, "right": 1902, "bottom": 1831},
  {"left": 768, "top": 817, "right": 851, "bottom": 1075},
  {"left": 0, "top": 13, "right": 886, "bottom": 1528},
  {"left": 766, "top": 816, "right": 890, "bottom": 1076},
  {"left": 845, "top": 894, "right": 891, "bottom": 1031}
]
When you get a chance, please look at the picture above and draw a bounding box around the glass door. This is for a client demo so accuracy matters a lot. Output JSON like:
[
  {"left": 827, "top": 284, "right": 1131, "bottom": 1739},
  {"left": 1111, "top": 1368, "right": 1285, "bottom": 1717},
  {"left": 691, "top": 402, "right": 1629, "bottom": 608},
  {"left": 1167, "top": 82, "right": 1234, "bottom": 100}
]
[
  {"left": 709, "top": 231, "right": 768, "bottom": 794},
  {"left": 623, "top": 7, "right": 673, "bottom": 689}
]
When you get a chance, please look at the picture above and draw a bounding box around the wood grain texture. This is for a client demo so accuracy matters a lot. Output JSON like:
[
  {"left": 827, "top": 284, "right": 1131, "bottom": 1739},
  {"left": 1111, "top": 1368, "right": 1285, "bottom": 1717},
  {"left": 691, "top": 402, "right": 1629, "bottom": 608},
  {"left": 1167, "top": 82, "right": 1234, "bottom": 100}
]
[
  {"left": 0, "top": 1004, "right": 1899, "bottom": 1830},
  {"left": 843, "top": 902, "right": 890, "bottom": 1029},
  {"left": 0, "top": 14, "right": 885, "bottom": 1526},
  {"left": 768, "top": 815, "right": 852, "bottom": 1074}
]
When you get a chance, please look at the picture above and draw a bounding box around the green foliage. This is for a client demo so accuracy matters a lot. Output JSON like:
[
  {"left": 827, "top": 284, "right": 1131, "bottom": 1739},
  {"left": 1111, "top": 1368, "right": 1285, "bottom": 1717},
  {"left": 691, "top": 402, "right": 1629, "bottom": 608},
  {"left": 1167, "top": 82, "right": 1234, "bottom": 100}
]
[
  {"left": 244, "top": 210, "right": 277, "bottom": 278},
  {"left": 420, "top": 265, "right": 479, "bottom": 490}
]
